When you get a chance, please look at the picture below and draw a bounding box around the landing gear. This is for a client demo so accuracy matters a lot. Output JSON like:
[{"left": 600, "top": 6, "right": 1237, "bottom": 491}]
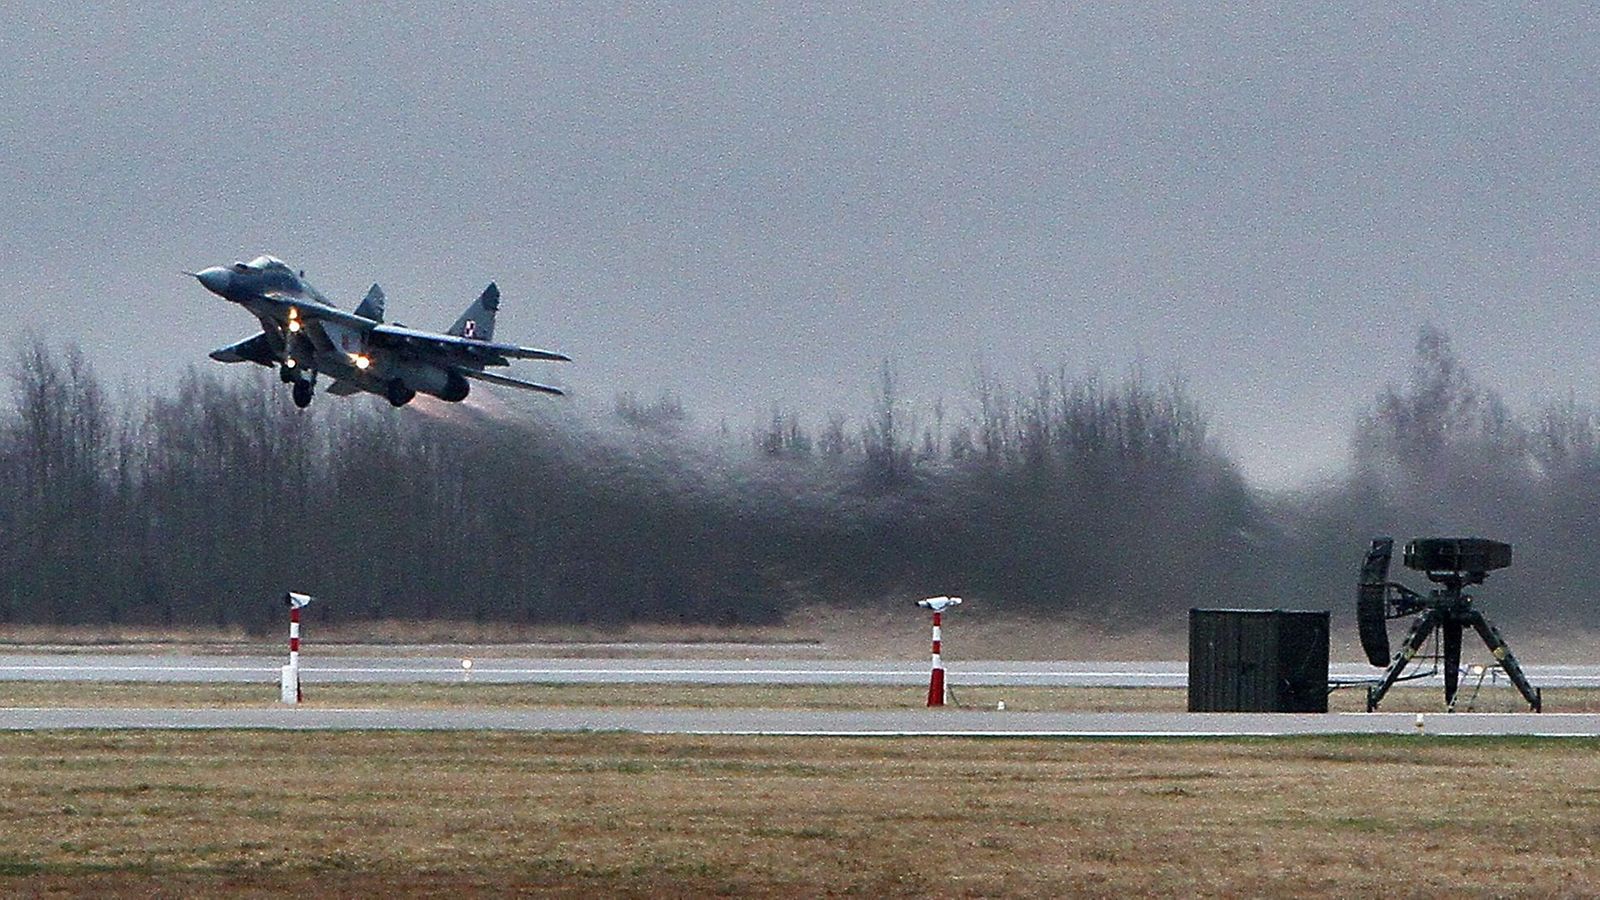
[
  {"left": 385, "top": 379, "right": 416, "bottom": 407},
  {"left": 291, "top": 380, "right": 314, "bottom": 409},
  {"left": 439, "top": 371, "right": 470, "bottom": 402}
]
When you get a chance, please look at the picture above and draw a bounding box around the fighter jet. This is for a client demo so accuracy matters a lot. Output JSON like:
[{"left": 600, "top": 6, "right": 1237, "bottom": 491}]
[{"left": 191, "top": 255, "right": 568, "bottom": 408}]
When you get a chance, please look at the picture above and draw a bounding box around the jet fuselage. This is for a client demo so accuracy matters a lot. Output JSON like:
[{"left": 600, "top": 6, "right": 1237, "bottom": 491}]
[{"left": 193, "top": 255, "right": 566, "bottom": 408}]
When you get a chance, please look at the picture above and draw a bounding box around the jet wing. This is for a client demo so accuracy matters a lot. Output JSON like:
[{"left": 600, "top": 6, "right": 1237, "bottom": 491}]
[
  {"left": 457, "top": 367, "right": 565, "bottom": 396},
  {"left": 370, "top": 323, "right": 570, "bottom": 363},
  {"left": 277, "top": 297, "right": 380, "bottom": 332},
  {"left": 208, "top": 332, "right": 279, "bottom": 367}
]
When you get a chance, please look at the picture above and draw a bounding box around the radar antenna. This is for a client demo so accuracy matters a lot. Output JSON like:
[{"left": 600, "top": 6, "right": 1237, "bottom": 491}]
[{"left": 1358, "top": 537, "right": 1541, "bottom": 712}]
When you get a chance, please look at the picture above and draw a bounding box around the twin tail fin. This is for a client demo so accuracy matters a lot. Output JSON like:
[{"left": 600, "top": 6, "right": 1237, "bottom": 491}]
[
  {"left": 354, "top": 284, "right": 386, "bottom": 322},
  {"left": 447, "top": 283, "right": 499, "bottom": 341}
]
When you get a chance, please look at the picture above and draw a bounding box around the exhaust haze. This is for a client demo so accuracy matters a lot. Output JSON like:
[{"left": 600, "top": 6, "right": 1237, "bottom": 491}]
[{"left": 4, "top": 4, "right": 1597, "bottom": 487}]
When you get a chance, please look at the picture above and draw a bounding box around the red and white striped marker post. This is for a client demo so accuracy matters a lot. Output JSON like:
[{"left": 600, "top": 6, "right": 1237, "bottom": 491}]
[
  {"left": 281, "top": 592, "right": 312, "bottom": 704},
  {"left": 915, "top": 596, "right": 963, "bottom": 707}
]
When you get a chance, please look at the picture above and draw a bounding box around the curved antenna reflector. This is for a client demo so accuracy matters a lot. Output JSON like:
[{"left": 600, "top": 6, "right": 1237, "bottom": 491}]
[{"left": 1358, "top": 537, "right": 1394, "bottom": 666}]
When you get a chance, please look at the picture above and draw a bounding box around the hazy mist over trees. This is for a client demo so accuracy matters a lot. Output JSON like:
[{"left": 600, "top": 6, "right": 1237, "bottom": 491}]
[
  {"left": 1264, "top": 326, "right": 1600, "bottom": 632},
  {"left": 3, "top": 330, "right": 1598, "bottom": 634}
]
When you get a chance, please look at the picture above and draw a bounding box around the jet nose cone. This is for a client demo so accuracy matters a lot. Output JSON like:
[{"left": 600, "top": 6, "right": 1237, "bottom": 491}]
[{"left": 194, "top": 266, "right": 232, "bottom": 296}]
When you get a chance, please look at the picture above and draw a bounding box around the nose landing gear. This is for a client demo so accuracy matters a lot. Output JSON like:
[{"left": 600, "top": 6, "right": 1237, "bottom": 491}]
[{"left": 291, "top": 379, "right": 314, "bottom": 408}]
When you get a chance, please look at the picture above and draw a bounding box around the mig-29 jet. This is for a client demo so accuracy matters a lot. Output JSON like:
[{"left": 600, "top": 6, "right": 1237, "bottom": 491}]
[{"left": 191, "top": 255, "right": 568, "bottom": 408}]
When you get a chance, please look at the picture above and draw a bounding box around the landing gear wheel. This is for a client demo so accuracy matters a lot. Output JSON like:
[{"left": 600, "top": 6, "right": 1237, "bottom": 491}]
[
  {"left": 279, "top": 364, "right": 296, "bottom": 384},
  {"left": 385, "top": 380, "right": 416, "bottom": 407},
  {"left": 291, "top": 380, "right": 313, "bottom": 408}
]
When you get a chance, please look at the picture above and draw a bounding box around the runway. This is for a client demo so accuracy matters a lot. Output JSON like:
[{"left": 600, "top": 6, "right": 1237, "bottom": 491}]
[
  {"left": 0, "top": 654, "right": 1189, "bottom": 685},
  {"left": 3, "top": 654, "right": 1600, "bottom": 688},
  {"left": 0, "top": 706, "right": 1596, "bottom": 736},
  {"left": 3, "top": 652, "right": 1592, "bottom": 736}
]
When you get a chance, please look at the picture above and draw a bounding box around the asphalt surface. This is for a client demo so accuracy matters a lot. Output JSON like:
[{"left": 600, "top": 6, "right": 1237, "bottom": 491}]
[
  {"left": 0, "top": 706, "right": 1595, "bottom": 736},
  {"left": 3, "top": 653, "right": 1592, "bottom": 735},
  {"left": 2, "top": 654, "right": 1600, "bottom": 688}
]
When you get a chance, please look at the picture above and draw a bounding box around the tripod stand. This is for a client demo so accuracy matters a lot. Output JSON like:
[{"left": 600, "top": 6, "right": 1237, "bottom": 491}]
[{"left": 1359, "top": 538, "right": 1541, "bottom": 712}]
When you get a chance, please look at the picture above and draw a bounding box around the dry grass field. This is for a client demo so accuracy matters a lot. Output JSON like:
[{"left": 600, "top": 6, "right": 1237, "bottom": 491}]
[
  {"left": 0, "top": 730, "right": 1597, "bottom": 897},
  {"left": 0, "top": 628, "right": 1588, "bottom": 896}
]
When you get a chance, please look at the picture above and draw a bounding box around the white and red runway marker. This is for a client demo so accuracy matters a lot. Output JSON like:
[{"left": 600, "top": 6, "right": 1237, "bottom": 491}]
[
  {"left": 916, "top": 596, "right": 963, "bottom": 707},
  {"left": 282, "top": 592, "right": 312, "bottom": 704}
]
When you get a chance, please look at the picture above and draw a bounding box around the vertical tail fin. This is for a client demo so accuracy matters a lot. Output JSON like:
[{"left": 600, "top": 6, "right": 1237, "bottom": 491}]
[
  {"left": 354, "top": 284, "right": 386, "bottom": 322},
  {"left": 448, "top": 283, "right": 499, "bottom": 341}
]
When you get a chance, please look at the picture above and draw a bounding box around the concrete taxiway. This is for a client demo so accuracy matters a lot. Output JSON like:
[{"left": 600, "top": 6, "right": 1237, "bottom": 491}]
[
  {"left": 0, "top": 706, "right": 1595, "bottom": 736},
  {"left": 3, "top": 654, "right": 1600, "bottom": 688},
  {"left": 2, "top": 652, "right": 1587, "bottom": 736}
]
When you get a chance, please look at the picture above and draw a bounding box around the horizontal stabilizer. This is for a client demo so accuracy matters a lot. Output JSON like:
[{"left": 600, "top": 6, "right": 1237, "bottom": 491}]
[
  {"left": 458, "top": 367, "right": 564, "bottom": 396},
  {"left": 209, "top": 332, "right": 278, "bottom": 367},
  {"left": 501, "top": 345, "right": 571, "bottom": 362}
]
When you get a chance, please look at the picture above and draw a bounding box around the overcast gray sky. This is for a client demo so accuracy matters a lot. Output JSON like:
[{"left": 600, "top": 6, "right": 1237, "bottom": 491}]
[{"left": 3, "top": 3, "right": 1597, "bottom": 485}]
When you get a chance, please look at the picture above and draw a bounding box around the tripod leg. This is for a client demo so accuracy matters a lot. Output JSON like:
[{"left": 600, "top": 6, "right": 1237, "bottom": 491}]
[
  {"left": 1442, "top": 618, "right": 1463, "bottom": 711},
  {"left": 1467, "top": 612, "right": 1542, "bottom": 712},
  {"left": 1368, "top": 610, "right": 1439, "bottom": 712}
]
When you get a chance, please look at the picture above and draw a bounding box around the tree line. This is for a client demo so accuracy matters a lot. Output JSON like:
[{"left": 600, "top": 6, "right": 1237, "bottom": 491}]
[
  {"left": 1278, "top": 325, "right": 1600, "bottom": 632},
  {"left": 4, "top": 328, "right": 1599, "bottom": 633}
]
